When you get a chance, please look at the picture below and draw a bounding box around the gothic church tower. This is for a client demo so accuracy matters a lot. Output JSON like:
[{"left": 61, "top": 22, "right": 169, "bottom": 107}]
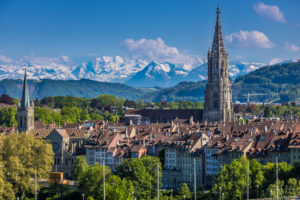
[
  {"left": 17, "top": 70, "right": 34, "bottom": 132},
  {"left": 203, "top": 6, "right": 234, "bottom": 122}
]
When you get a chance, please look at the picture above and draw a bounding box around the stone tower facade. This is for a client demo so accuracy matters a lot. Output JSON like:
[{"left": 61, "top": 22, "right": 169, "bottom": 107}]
[
  {"left": 203, "top": 7, "right": 234, "bottom": 122},
  {"left": 17, "top": 70, "right": 34, "bottom": 132}
]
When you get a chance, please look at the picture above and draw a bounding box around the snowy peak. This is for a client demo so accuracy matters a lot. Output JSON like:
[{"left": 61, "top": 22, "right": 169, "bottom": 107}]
[{"left": 0, "top": 55, "right": 270, "bottom": 87}]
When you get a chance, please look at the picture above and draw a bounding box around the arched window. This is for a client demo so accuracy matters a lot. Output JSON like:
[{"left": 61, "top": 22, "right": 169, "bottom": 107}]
[
  {"left": 214, "top": 100, "right": 219, "bottom": 109},
  {"left": 213, "top": 92, "right": 218, "bottom": 109},
  {"left": 213, "top": 92, "right": 218, "bottom": 99},
  {"left": 20, "top": 116, "right": 22, "bottom": 127}
]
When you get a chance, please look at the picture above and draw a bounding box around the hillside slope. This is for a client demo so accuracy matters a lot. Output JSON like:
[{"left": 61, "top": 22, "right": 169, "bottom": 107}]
[
  {"left": 145, "top": 62, "right": 300, "bottom": 102},
  {"left": 233, "top": 61, "right": 300, "bottom": 103},
  {"left": 0, "top": 79, "right": 144, "bottom": 100}
]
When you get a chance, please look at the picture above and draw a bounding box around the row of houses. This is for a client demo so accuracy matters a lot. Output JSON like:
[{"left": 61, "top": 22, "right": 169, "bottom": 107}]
[
  {"left": 62, "top": 118, "right": 300, "bottom": 189},
  {"left": 3, "top": 117, "right": 299, "bottom": 190}
]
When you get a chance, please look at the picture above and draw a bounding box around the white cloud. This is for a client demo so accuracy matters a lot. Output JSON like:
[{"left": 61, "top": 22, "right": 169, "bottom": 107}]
[
  {"left": 122, "top": 38, "right": 180, "bottom": 60},
  {"left": 121, "top": 37, "right": 204, "bottom": 65},
  {"left": 0, "top": 55, "right": 13, "bottom": 63},
  {"left": 284, "top": 42, "right": 299, "bottom": 52},
  {"left": 225, "top": 30, "right": 274, "bottom": 48},
  {"left": 253, "top": 2, "right": 286, "bottom": 23},
  {"left": 19, "top": 55, "right": 72, "bottom": 65},
  {"left": 269, "top": 58, "right": 282, "bottom": 65}
]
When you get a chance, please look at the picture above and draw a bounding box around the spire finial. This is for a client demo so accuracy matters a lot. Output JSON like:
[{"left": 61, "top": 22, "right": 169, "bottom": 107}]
[{"left": 217, "top": 5, "right": 220, "bottom": 15}]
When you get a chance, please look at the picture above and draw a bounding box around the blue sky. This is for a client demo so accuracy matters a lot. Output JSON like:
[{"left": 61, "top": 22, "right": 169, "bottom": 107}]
[{"left": 0, "top": 0, "right": 299, "bottom": 64}]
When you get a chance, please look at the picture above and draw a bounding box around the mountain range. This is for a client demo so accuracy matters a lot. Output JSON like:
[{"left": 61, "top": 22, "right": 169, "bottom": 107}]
[
  {"left": 1, "top": 57, "right": 300, "bottom": 103},
  {"left": 0, "top": 56, "right": 267, "bottom": 87}
]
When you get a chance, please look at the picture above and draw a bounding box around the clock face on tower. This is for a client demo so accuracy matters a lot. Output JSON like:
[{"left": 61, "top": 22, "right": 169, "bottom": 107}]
[{"left": 52, "top": 142, "right": 60, "bottom": 152}]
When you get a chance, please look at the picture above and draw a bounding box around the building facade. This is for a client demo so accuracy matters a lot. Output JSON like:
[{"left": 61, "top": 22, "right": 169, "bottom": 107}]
[{"left": 203, "top": 7, "right": 234, "bottom": 122}]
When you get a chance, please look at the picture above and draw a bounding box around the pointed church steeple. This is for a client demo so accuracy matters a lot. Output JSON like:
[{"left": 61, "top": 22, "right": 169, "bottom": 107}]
[
  {"left": 212, "top": 5, "right": 226, "bottom": 56},
  {"left": 17, "top": 69, "right": 34, "bottom": 133},
  {"left": 203, "top": 6, "right": 234, "bottom": 122},
  {"left": 21, "top": 69, "right": 30, "bottom": 108}
]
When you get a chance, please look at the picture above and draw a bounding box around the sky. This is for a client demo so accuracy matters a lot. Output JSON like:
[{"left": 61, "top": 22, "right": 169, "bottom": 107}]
[{"left": 0, "top": 0, "right": 299, "bottom": 65}]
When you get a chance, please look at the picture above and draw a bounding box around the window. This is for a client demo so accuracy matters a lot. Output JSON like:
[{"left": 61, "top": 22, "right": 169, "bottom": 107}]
[
  {"left": 214, "top": 100, "right": 218, "bottom": 109},
  {"left": 213, "top": 93, "right": 218, "bottom": 99}
]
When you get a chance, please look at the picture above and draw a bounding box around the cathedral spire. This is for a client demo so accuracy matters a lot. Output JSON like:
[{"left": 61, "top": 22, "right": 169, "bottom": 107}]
[
  {"left": 212, "top": 5, "right": 226, "bottom": 54},
  {"left": 203, "top": 7, "right": 233, "bottom": 122},
  {"left": 21, "top": 68, "right": 30, "bottom": 107}
]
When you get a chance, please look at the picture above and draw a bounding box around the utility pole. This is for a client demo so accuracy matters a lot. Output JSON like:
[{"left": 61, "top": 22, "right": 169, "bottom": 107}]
[
  {"left": 276, "top": 157, "right": 279, "bottom": 199},
  {"left": 247, "top": 160, "right": 249, "bottom": 200},
  {"left": 157, "top": 163, "right": 159, "bottom": 200},
  {"left": 103, "top": 159, "right": 106, "bottom": 200},
  {"left": 35, "top": 166, "right": 37, "bottom": 200},
  {"left": 194, "top": 158, "right": 196, "bottom": 200}
]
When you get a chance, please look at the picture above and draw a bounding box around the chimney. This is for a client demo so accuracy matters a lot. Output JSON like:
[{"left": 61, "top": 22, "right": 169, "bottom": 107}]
[{"left": 265, "top": 126, "right": 268, "bottom": 132}]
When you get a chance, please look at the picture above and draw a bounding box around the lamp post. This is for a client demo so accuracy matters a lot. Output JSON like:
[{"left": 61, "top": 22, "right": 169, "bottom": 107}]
[
  {"left": 132, "top": 191, "right": 134, "bottom": 200},
  {"left": 82, "top": 193, "right": 85, "bottom": 200},
  {"left": 219, "top": 187, "right": 222, "bottom": 200},
  {"left": 222, "top": 192, "right": 224, "bottom": 200},
  {"left": 183, "top": 195, "right": 186, "bottom": 200},
  {"left": 256, "top": 184, "right": 259, "bottom": 198},
  {"left": 171, "top": 189, "right": 173, "bottom": 200}
]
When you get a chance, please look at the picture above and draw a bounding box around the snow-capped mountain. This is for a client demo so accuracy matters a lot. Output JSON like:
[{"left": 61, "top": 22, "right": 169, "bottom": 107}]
[
  {"left": 125, "top": 61, "right": 266, "bottom": 87},
  {"left": 125, "top": 62, "right": 192, "bottom": 87},
  {"left": 0, "top": 55, "right": 266, "bottom": 87},
  {"left": 72, "top": 56, "right": 149, "bottom": 82},
  {"left": 0, "top": 56, "right": 149, "bottom": 82}
]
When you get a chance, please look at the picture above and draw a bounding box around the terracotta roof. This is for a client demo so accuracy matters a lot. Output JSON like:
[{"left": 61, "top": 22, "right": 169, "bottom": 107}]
[
  {"left": 34, "top": 121, "right": 46, "bottom": 129},
  {"left": 56, "top": 129, "right": 69, "bottom": 138},
  {"left": 65, "top": 128, "right": 85, "bottom": 138},
  {"left": 30, "top": 128, "right": 53, "bottom": 138}
]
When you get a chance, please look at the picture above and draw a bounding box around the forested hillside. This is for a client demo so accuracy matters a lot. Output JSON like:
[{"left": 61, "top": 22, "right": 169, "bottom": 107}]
[
  {"left": 0, "top": 79, "right": 144, "bottom": 100},
  {"left": 233, "top": 61, "right": 300, "bottom": 103}
]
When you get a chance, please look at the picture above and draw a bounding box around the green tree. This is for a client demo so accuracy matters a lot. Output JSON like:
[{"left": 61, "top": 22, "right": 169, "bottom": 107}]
[
  {"left": 249, "top": 159, "right": 264, "bottom": 198},
  {"left": 80, "top": 109, "right": 91, "bottom": 121},
  {"left": 61, "top": 106, "right": 82, "bottom": 123},
  {"left": 213, "top": 156, "right": 248, "bottom": 200},
  {"left": 77, "top": 163, "right": 111, "bottom": 198},
  {"left": 72, "top": 156, "right": 88, "bottom": 182},
  {"left": 116, "top": 158, "right": 152, "bottom": 199},
  {"left": 98, "top": 175, "right": 134, "bottom": 200},
  {"left": 267, "top": 180, "right": 284, "bottom": 198},
  {"left": 0, "top": 107, "right": 17, "bottom": 127},
  {"left": 0, "top": 133, "right": 54, "bottom": 198},
  {"left": 176, "top": 183, "right": 192, "bottom": 199},
  {"left": 285, "top": 178, "right": 300, "bottom": 196},
  {"left": 89, "top": 113, "right": 104, "bottom": 121},
  {"left": 141, "top": 156, "right": 162, "bottom": 197}
]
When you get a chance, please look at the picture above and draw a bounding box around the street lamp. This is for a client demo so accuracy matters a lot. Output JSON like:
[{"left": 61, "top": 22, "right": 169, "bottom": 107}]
[
  {"left": 183, "top": 195, "right": 186, "bottom": 200},
  {"left": 171, "top": 189, "right": 173, "bottom": 200},
  {"left": 219, "top": 187, "right": 222, "bottom": 200},
  {"left": 256, "top": 184, "right": 259, "bottom": 198},
  {"left": 222, "top": 192, "right": 224, "bottom": 200},
  {"left": 82, "top": 193, "right": 85, "bottom": 200},
  {"left": 132, "top": 191, "right": 134, "bottom": 200}
]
